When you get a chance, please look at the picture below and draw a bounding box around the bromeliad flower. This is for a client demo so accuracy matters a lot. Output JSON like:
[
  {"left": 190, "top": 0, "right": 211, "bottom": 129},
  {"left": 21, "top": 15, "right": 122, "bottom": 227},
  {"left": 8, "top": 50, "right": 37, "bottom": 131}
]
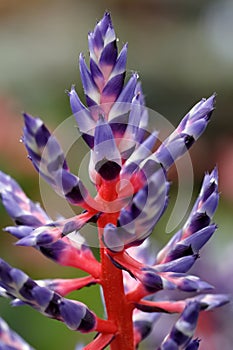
[{"left": 0, "top": 12, "right": 229, "bottom": 350}]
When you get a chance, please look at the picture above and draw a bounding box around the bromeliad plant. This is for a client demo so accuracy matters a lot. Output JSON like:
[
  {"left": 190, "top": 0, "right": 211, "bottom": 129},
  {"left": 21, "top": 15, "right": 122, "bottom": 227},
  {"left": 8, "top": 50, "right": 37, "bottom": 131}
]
[{"left": 0, "top": 12, "right": 229, "bottom": 350}]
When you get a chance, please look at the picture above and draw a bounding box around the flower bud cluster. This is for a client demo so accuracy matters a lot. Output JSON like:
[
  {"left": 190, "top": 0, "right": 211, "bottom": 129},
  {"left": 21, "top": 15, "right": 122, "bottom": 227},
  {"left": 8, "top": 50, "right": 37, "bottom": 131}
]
[{"left": 0, "top": 12, "right": 228, "bottom": 350}]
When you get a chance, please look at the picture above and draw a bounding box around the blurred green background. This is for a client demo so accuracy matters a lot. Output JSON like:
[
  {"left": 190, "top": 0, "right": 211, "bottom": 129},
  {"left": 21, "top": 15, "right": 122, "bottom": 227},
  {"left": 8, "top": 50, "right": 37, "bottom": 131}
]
[{"left": 0, "top": 0, "right": 233, "bottom": 349}]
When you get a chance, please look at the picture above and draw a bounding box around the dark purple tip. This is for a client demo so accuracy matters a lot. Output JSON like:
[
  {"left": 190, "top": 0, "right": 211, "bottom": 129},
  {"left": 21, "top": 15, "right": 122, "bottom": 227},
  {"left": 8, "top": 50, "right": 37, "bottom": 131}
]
[
  {"left": 95, "top": 159, "right": 121, "bottom": 180},
  {"left": 186, "top": 339, "right": 201, "bottom": 350},
  {"left": 141, "top": 269, "right": 163, "bottom": 293},
  {"left": 36, "top": 232, "right": 54, "bottom": 246},
  {"left": 184, "top": 134, "right": 195, "bottom": 149},
  {"left": 188, "top": 212, "right": 210, "bottom": 234},
  {"left": 134, "top": 320, "right": 152, "bottom": 341},
  {"left": 77, "top": 308, "right": 96, "bottom": 332}
]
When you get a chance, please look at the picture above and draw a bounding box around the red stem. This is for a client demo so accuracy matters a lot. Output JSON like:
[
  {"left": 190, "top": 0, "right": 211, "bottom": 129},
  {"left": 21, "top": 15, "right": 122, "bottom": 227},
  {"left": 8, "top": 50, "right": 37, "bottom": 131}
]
[
  {"left": 98, "top": 214, "right": 135, "bottom": 350},
  {"left": 83, "top": 333, "right": 115, "bottom": 350}
]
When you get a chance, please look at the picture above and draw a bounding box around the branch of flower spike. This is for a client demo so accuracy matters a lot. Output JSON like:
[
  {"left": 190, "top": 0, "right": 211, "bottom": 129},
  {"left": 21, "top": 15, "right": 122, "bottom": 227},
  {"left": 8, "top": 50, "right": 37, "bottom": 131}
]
[
  {"left": 2, "top": 229, "right": 100, "bottom": 278},
  {"left": 0, "top": 170, "right": 99, "bottom": 255},
  {"left": 16, "top": 211, "right": 98, "bottom": 246},
  {"left": 108, "top": 250, "right": 144, "bottom": 271},
  {"left": 122, "top": 130, "right": 158, "bottom": 176},
  {"left": 156, "top": 168, "right": 219, "bottom": 264},
  {"left": 0, "top": 258, "right": 115, "bottom": 334},
  {"left": 109, "top": 251, "right": 197, "bottom": 275},
  {"left": 39, "top": 237, "right": 101, "bottom": 278},
  {"left": 134, "top": 294, "right": 229, "bottom": 314},
  {"left": 12, "top": 213, "right": 102, "bottom": 277},
  {"left": 135, "top": 269, "right": 214, "bottom": 294},
  {"left": 83, "top": 333, "right": 116, "bottom": 350},
  {"left": 23, "top": 113, "right": 98, "bottom": 210},
  {"left": 109, "top": 251, "right": 205, "bottom": 301},
  {"left": 0, "top": 170, "right": 51, "bottom": 229},
  {"left": 154, "top": 294, "right": 228, "bottom": 349},
  {"left": 151, "top": 94, "right": 216, "bottom": 170},
  {"left": 36, "top": 276, "right": 100, "bottom": 296},
  {"left": 0, "top": 174, "right": 101, "bottom": 278},
  {"left": 124, "top": 266, "right": 214, "bottom": 304}
]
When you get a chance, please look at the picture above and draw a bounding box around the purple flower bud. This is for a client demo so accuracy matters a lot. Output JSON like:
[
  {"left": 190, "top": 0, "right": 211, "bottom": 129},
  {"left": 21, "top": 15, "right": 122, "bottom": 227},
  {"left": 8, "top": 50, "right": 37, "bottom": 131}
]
[
  {"left": 93, "top": 117, "right": 121, "bottom": 180},
  {"left": 123, "top": 131, "right": 158, "bottom": 175},
  {"left": 0, "top": 171, "right": 50, "bottom": 228},
  {"left": 154, "top": 94, "right": 215, "bottom": 169},
  {"left": 59, "top": 299, "right": 87, "bottom": 331},
  {"left": 102, "top": 164, "right": 169, "bottom": 251},
  {"left": 158, "top": 302, "right": 201, "bottom": 349},
  {"left": 164, "top": 272, "right": 214, "bottom": 292},
  {"left": 157, "top": 169, "right": 219, "bottom": 264},
  {"left": 185, "top": 339, "right": 200, "bottom": 350},
  {"left": 133, "top": 310, "right": 159, "bottom": 347},
  {"left": 111, "top": 43, "right": 127, "bottom": 77},
  {"left": 16, "top": 213, "right": 93, "bottom": 247},
  {"left": 191, "top": 293, "right": 230, "bottom": 311},
  {"left": 79, "top": 53, "right": 99, "bottom": 107},
  {"left": 117, "top": 163, "right": 169, "bottom": 248},
  {"left": 68, "top": 85, "right": 95, "bottom": 148},
  {"left": 154, "top": 255, "right": 198, "bottom": 273},
  {"left": 134, "top": 320, "right": 152, "bottom": 343},
  {"left": 158, "top": 338, "right": 178, "bottom": 350},
  {"left": 0, "top": 258, "right": 96, "bottom": 332},
  {"left": 136, "top": 268, "right": 213, "bottom": 294},
  {"left": 108, "top": 73, "right": 138, "bottom": 121},
  {"left": 139, "top": 270, "right": 165, "bottom": 293},
  {"left": 23, "top": 113, "right": 90, "bottom": 206}
]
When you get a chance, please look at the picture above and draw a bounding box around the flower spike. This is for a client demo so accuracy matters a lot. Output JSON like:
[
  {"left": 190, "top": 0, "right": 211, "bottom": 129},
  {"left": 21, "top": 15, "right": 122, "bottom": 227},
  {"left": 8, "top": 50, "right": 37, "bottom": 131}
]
[
  {"left": 88, "top": 12, "right": 125, "bottom": 104},
  {"left": 0, "top": 12, "right": 228, "bottom": 350}
]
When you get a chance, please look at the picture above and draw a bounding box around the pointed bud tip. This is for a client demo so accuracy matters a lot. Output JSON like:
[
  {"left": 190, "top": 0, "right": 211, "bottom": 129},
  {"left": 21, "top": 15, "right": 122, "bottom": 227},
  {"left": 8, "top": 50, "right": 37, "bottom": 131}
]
[
  {"left": 79, "top": 52, "right": 85, "bottom": 62},
  {"left": 210, "top": 166, "right": 218, "bottom": 181},
  {"left": 65, "top": 85, "right": 76, "bottom": 97},
  {"left": 22, "top": 112, "right": 31, "bottom": 124},
  {"left": 104, "top": 11, "right": 111, "bottom": 18},
  {"left": 202, "top": 93, "right": 216, "bottom": 120},
  {"left": 103, "top": 11, "right": 112, "bottom": 25},
  {"left": 15, "top": 236, "right": 36, "bottom": 247}
]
